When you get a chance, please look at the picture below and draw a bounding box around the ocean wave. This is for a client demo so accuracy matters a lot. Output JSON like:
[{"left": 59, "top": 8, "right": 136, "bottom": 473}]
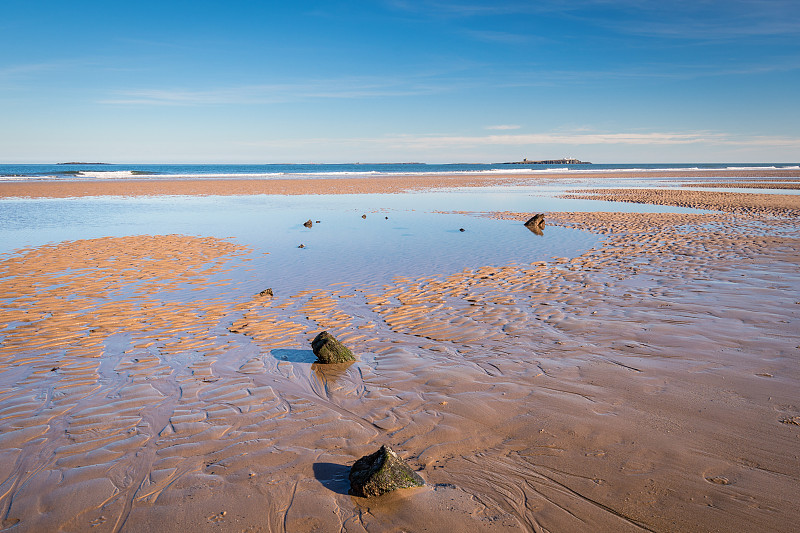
[
  {"left": 0, "top": 174, "right": 62, "bottom": 181},
  {"left": 724, "top": 165, "right": 799, "bottom": 170},
  {"left": 2, "top": 164, "right": 798, "bottom": 182},
  {"left": 76, "top": 171, "right": 146, "bottom": 178}
]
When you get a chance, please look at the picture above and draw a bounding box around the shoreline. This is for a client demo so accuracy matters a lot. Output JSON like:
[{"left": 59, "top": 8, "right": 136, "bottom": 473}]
[{"left": 2, "top": 168, "right": 800, "bottom": 199}]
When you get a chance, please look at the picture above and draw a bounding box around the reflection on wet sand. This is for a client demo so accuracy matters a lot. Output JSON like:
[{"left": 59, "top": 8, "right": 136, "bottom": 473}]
[{"left": 0, "top": 202, "right": 798, "bottom": 531}]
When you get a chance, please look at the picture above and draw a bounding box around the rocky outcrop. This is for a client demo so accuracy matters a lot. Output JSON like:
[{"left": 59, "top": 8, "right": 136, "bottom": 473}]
[
  {"left": 311, "top": 331, "right": 355, "bottom": 363},
  {"left": 349, "top": 445, "right": 425, "bottom": 497}
]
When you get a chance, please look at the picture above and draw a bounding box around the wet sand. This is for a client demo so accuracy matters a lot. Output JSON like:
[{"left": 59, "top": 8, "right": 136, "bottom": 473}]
[
  {"left": 563, "top": 188, "right": 800, "bottom": 217},
  {"left": 1, "top": 174, "right": 799, "bottom": 532},
  {"left": 682, "top": 180, "right": 800, "bottom": 190}
]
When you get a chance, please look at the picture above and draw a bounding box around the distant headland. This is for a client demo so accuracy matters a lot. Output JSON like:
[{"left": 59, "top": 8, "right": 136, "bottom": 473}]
[{"left": 504, "top": 158, "right": 591, "bottom": 165}]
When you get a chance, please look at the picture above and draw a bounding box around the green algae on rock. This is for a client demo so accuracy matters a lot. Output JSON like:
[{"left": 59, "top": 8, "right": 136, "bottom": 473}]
[
  {"left": 349, "top": 445, "right": 425, "bottom": 497},
  {"left": 311, "top": 331, "right": 355, "bottom": 364}
]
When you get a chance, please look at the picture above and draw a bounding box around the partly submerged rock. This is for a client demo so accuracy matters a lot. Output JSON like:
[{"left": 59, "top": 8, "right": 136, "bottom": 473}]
[
  {"left": 303, "top": 219, "right": 313, "bottom": 228},
  {"left": 349, "top": 445, "right": 425, "bottom": 497},
  {"left": 258, "top": 288, "right": 274, "bottom": 297},
  {"left": 524, "top": 213, "right": 546, "bottom": 228},
  {"left": 524, "top": 213, "right": 546, "bottom": 236},
  {"left": 525, "top": 224, "right": 543, "bottom": 236},
  {"left": 311, "top": 331, "right": 355, "bottom": 363}
]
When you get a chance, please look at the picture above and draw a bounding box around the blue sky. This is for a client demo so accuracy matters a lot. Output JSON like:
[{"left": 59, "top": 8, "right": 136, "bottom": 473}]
[{"left": 1, "top": 0, "right": 799, "bottom": 163}]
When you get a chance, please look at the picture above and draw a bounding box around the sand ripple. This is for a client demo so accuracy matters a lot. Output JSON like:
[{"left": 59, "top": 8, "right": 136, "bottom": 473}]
[{"left": 0, "top": 210, "right": 799, "bottom": 531}]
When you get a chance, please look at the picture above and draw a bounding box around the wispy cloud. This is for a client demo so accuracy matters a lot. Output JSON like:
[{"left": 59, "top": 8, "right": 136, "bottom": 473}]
[
  {"left": 565, "top": 0, "right": 800, "bottom": 41},
  {"left": 247, "top": 130, "right": 800, "bottom": 150},
  {"left": 485, "top": 125, "right": 521, "bottom": 130},
  {"left": 384, "top": 0, "right": 583, "bottom": 18},
  {"left": 462, "top": 29, "right": 533, "bottom": 44},
  {"left": 387, "top": 0, "right": 800, "bottom": 40},
  {"left": 0, "top": 59, "right": 98, "bottom": 80},
  {"left": 100, "top": 77, "right": 447, "bottom": 106}
]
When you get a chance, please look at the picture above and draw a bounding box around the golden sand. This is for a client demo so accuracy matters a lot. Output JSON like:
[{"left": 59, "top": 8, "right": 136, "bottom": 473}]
[
  {"left": 562, "top": 187, "right": 800, "bottom": 217},
  {"left": 0, "top": 174, "right": 799, "bottom": 531},
  {"left": 682, "top": 179, "right": 800, "bottom": 190}
]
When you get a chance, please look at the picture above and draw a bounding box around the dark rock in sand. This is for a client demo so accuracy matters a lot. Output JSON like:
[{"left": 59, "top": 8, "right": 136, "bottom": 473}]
[
  {"left": 361, "top": 214, "right": 367, "bottom": 219},
  {"left": 298, "top": 244, "right": 305, "bottom": 248},
  {"left": 349, "top": 445, "right": 425, "bottom": 497},
  {"left": 524, "top": 214, "right": 546, "bottom": 236},
  {"left": 311, "top": 331, "right": 355, "bottom": 363},
  {"left": 303, "top": 219, "right": 313, "bottom": 228},
  {"left": 459, "top": 228, "right": 465, "bottom": 232},
  {"left": 524, "top": 213, "right": 546, "bottom": 228},
  {"left": 258, "top": 288, "right": 274, "bottom": 297}
]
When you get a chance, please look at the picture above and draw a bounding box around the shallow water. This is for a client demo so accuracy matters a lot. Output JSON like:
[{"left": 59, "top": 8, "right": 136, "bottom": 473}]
[{"left": 1, "top": 186, "right": 715, "bottom": 296}]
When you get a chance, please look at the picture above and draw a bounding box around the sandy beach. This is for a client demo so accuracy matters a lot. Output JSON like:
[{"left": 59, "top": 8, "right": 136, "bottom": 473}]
[
  {"left": 1, "top": 171, "right": 799, "bottom": 532},
  {"left": 2, "top": 168, "right": 800, "bottom": 199}
]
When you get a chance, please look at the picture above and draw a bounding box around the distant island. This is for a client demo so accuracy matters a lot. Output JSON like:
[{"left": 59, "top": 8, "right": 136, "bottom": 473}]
[
  {"left": 57, "top": 162, "right": 108, "bottom": 165},
  {"left": 504, "top": 158, "right": 591, "bottom": 165}
]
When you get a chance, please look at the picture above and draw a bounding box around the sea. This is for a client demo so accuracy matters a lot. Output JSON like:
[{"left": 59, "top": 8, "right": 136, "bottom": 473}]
[{"left": 1, "top": 162, "right": 798, "bottom": 181}]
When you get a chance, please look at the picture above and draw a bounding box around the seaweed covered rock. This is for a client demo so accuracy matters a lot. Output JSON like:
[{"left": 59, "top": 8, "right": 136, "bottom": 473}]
[
  {"left": 311, "top": 331, "right": 355, "bottom": 364},
  {"left": 349, "top": 445, "right": 425, "bottom": 497}
]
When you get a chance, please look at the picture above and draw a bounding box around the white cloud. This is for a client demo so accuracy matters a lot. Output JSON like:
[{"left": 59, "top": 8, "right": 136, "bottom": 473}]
[
  {"left": 247, "top": 130, "right": 800, "bottom": 150},
  {"left": 485, "top": 125, "right": 521, "bottom": 130},
  {"left": 100, "top": 77, "right": 448, "bottom": 106}
]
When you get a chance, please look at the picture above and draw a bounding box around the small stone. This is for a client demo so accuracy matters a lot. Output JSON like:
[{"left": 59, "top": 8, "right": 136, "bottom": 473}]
[
  {"left": 459, "top": 228, "right": 465, "bottom": 232},
  {"left": 298, "top": 244, "right": 305, "bottom": 248},
  {"left": 258, "top": 288, "right": 274, "bottom": 297},
  {"left": 385, "top": 216, "right": 388, "bottom": 220},
  {"left": 316, "top": 220, "right": 321, "bottom": 223},
  {"left": 362, "top": 214, "right": 367, "bottom": 219},
  {"left": 349, "top": 445, "right": 425, "bottom": 497},
  {"left": 303, "top": 219, "right": 313, "bottom": 228},
  {"left": 311, "top": 331, "right": 355, "bottom": 363}
]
